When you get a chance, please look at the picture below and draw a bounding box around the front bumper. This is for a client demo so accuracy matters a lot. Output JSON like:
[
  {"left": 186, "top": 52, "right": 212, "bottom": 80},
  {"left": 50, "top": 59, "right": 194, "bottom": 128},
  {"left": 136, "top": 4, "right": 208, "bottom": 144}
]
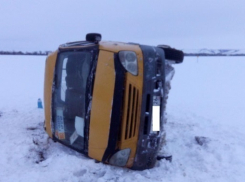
[{"left": 131, "top": 45, "right": 166, "bottom": 170}]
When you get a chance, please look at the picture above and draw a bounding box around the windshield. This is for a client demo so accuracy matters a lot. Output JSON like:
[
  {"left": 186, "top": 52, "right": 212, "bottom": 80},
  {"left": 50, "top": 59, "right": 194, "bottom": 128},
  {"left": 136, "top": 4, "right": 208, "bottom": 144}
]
[{"left": 53, "top": 50, "right": 95, "bottom": 151}]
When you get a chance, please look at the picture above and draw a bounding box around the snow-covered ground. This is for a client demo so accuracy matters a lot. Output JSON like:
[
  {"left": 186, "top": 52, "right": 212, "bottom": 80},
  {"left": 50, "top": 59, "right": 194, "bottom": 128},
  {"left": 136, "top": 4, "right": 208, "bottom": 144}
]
[
  {"left": 0, "top": 55, "right": 245, "bottom": 182},
  {"left": 183, "top": 49, "right": 245, "bottom": 56}
]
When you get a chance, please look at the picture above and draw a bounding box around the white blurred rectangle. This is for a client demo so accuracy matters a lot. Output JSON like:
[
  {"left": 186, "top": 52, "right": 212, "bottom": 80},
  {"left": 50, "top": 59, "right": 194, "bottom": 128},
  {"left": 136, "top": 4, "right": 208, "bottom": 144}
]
[
  {"left": 70, "top": 131, "right": 78, "bottom": 145},
  {"left": 56, "top": 108, "right": 65, "bottom": 133},
  {"left": 152, "top": 106, "right": 160, "bottom": 131},
  {"left": 75, "top": 116, "right": 84, "bottom": 137}
]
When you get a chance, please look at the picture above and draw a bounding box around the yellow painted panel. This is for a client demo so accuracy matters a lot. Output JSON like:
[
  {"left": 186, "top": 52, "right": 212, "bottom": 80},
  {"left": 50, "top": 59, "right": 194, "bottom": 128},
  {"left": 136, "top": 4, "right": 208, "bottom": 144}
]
[
  {"left": 44, "top": 51, "right": 58, "bottom": 138},
  {"left": 118, "top": 46, "right": 144, "bottom": 168},
  {"left": 88, "top": 50, "right": 115, "bottom": 161},
  {"left": 99, "top": 41, "right": 141, "bottom": 54}
]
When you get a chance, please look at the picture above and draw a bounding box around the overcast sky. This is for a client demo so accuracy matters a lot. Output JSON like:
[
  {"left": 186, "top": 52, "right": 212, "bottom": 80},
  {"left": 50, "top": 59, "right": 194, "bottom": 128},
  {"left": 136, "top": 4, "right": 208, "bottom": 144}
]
[{"left": 0, "top": 0, "right": 244, "bottom": 51}]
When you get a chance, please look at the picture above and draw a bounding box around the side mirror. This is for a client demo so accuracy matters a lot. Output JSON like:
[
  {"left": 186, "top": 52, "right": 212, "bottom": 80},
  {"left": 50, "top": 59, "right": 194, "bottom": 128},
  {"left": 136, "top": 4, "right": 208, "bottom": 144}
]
[{"left": 86, "top": 33, "right": 102, "bottom": 44}]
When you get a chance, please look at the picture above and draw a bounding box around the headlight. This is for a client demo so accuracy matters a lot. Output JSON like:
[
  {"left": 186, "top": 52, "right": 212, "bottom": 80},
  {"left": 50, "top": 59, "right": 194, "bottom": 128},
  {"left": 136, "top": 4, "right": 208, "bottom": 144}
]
[
  {"left": 119, "top": 51, "right": 138, "bottom": 75},
  {"left": 109, "top": 148, "right": 131, "bottom": 167}
]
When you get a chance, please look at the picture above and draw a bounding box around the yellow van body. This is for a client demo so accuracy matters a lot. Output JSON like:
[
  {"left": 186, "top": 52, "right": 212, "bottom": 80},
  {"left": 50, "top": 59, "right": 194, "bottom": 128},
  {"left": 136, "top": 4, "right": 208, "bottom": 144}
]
[{"left": 44, "top": 34, "right": 183, "bottom": 170}]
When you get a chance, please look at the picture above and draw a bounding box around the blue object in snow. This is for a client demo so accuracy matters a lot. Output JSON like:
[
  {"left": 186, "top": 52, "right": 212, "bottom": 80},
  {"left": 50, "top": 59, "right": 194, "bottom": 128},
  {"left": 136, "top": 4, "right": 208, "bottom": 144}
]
[{"left": 38, "top": 98, "right": 43, "bottom": 109}]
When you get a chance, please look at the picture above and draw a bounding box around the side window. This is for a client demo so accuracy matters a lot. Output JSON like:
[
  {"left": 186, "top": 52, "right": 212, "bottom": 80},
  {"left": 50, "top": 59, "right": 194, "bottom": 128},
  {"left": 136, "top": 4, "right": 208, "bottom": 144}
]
[
  {"left": 54, "top": 51, "right": 94, "bottom": 150},
  {"left": 81, "top": 57, "right": 90, "bottom": 89},
  {"left": 58, "top": 52, "right": 92, "bottom": 102},
  {"left": 61, "top": 58, "right": 68, "bottom": 101}
]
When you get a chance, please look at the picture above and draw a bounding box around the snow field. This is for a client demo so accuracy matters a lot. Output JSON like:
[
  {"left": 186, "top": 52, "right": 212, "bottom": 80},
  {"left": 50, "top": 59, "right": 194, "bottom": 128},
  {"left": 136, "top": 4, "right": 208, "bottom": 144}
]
[{"left": 0, "top": 56, "right": 245, "bottom": 182}]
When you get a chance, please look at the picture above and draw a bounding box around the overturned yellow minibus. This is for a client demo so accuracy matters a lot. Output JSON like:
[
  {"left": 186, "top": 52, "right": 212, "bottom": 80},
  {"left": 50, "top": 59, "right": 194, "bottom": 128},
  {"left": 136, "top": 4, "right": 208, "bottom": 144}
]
[{"left": 44, "top": 33, "right": 183, "bottom": 170}]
